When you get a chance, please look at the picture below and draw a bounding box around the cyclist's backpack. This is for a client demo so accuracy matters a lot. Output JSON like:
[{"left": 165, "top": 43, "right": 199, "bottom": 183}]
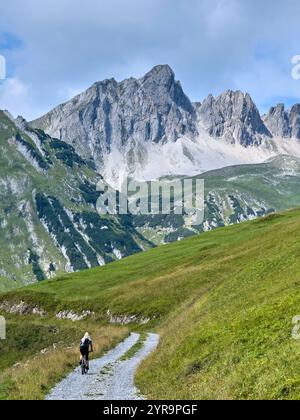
[{"left": 80, "top": 338, "right": 90, "bottom": 350}]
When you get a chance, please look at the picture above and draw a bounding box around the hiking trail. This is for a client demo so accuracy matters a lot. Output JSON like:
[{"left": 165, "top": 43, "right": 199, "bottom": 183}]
[{"left": 46, "top": 333, "right": 159, "bottom": 400}]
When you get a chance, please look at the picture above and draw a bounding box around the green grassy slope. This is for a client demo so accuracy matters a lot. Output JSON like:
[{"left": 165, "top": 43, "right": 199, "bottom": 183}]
[{"left": 2, "top": 208, "right": 300, "bottom": 399}]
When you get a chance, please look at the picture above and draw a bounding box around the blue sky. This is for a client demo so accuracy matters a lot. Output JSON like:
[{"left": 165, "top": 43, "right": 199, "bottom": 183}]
[{"left": 1, "top": 0, "right": 300, "bottom": 120}]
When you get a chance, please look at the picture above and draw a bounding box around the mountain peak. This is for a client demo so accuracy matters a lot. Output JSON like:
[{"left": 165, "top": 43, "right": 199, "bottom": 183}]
[
  {"left": 268, "top": 103, "right": 285, "bottom": 114},
  {"left": 217, "top": 89, "right": 253, "bottom": 103},
  {"left": 264, "top": 102, "right": 300, "bottom": 138},
  {"left": 143, "top": 64, "right": 175, "bottom": 80},
  {"left": 141, "top": 64, "right": 176, "bottom": 91},
  {"left": 197, "top": 89, "right": 271, "bottom": 145},
  {"left": 219, "top": 89, "right": 244, "bottom": 97},
  {"left": 30, "top": 64, "right": 197, "bottom": 164}
]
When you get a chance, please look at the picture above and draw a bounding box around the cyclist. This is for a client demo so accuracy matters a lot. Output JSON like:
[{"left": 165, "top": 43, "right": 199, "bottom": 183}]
[{"left": 79, "top": 332, "right": 93, "bottom": 370}]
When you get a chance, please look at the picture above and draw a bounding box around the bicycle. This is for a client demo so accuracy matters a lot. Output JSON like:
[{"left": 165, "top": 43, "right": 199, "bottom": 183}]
[{"left": 81, "top": 354, "right": 89, "bottom": 375}]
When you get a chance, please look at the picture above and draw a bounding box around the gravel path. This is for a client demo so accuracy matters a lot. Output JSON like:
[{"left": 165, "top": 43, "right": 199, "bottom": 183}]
[{"left": 46, "top": 333, "right": 159, "bottom": 400}]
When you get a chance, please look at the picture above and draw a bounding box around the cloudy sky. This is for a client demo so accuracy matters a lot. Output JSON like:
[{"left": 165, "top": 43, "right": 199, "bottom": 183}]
[{"left": 1, "top": 0, "right": 300, "bottom": 120}]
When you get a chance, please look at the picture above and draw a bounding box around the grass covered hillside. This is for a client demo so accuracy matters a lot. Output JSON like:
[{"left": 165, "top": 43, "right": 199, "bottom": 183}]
[{"left": 2, "top": 208, "right": 300, "bottom": 399}]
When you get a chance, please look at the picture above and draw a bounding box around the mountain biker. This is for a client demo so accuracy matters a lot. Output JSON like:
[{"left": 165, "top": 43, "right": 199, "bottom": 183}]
[{"left": 80, "top": 332, "right": 93, "bottom": 370}]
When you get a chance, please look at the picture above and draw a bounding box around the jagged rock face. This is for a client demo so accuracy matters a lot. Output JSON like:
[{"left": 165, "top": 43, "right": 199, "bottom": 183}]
[
  {"left": 197, "top": 90, "right": 271, "bottom": 146},
  {"left": 290, "top": 104, "right": 300, "bottom": 139},
  {"left": 30, "top": 66, "right": 284, "bottom": 188},
  {"left": 31, "top": 65, "right": 300, "bottom": 154},
  {"left": 32, "top": 67, "right": 273, "bottom": 154},
  {"left": 264, "top": 104, "right": 291, "bottom": 138},
  {"left": 31, "top": 65, "right": 198, "bottom": 161},
  {"left": 264, "top": 103, "right": 300, "bottom": 139},
  {"left": 28, "top": 64, "right": 300, "bottom": 190}
]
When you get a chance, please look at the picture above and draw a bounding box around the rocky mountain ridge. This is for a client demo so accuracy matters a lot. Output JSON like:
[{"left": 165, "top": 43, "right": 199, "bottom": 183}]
[
  {"left": 264, "top": 103, "right": 300, "bottom": 138},
  {"left": 30, "top": 65, "right": 300, "bottom": 188}
]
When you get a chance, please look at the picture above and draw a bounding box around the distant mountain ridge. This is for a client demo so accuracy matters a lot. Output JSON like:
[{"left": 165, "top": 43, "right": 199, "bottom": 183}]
[{"left": 30, "top": 65, "right": 300, "bottom": 188}]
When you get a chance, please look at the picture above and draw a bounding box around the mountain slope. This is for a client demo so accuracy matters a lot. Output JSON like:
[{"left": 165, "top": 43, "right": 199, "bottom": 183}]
[
  {"left": 0, "top": 111, "right": 150, "bottom": 289},
  {"left": 2, "top": 208, "right": 300, "bottom": 399},
  {"left": 2, "top": 108, "right": 300, "bottom": 291},
  {"left": 3, "top": 64, "right": 300, "bottom": 290},
  {"left": 131, "top": 155, "right": 300, "bottom": 244}
]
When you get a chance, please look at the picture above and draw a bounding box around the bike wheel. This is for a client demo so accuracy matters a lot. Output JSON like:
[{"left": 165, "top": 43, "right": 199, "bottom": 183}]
[{"left": 81, "top": 358, "right": 86, "bottom": 375}]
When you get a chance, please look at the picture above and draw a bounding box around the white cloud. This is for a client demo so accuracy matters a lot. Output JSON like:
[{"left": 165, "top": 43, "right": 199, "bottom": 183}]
[{"left": 0, "top": 78, "right": 30, "bottom": 114}]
